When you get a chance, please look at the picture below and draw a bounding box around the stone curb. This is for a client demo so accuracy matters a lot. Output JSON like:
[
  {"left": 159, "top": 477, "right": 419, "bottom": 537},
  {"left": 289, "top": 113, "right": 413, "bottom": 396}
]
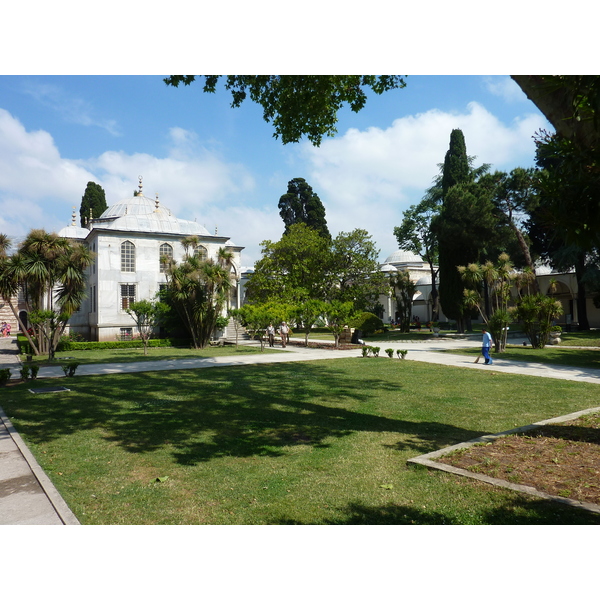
[
  {"left": 407, "top": 405, "right": 600, "bottom": 516},
  {"left": 0, "top": 406, "right": 80, "bottom": 525}
]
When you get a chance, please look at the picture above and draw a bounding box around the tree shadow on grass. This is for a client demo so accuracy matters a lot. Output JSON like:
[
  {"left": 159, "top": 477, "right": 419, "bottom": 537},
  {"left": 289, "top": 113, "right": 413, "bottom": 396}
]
[
  {"left": 3, "top": 361, "right": 493, "bottom": 465},
  {"left": 274, "top": 497, "right": 600, "bottom": 525}
]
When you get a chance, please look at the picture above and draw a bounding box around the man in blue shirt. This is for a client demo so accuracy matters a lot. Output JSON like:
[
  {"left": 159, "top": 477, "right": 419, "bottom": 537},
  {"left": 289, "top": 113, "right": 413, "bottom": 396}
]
[{"left": 482, "top": 328, "right": 494, "bottom": 365}]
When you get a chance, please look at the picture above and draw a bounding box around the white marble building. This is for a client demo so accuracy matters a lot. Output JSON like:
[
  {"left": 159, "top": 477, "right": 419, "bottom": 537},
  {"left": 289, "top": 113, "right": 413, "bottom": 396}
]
[{"left": 59, "top": 179, "right": 244, "bottom": 342}]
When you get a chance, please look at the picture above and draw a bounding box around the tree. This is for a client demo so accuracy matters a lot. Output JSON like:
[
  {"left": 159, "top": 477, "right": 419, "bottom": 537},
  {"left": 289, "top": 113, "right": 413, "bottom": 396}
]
[
  {"left": 79, "top": 181, "right": 108, "bottom": 227},
  {"left": 434, "top": 130, "right": 495, "bottom": 332},
  {"left": 329, "top": 229, "right": 385, "bottom": 310},
  {"left": 511, "top": 76, "right": 600, "bottom": 152},
  {"left": 394, "top": 185, "right": 442, "bottom": 320},
  {"left": 292, "top": 298, "right": 327, "bottom": 346},
  {"left": 245, "top": 223, "right": 332, "bottom": 304},
  {"left": 163, "top": 254, "right": 233, "bottom": 349},
  {"left": 527, "top": 130, "right": 600, "bottom": 330},
  {"left": 388, "top": 270, "right": 418, "bottom": 333},
  {"left": 322, "top": 300, "right": 356, "bottom": 348},
  {"left": 0, "top": 229, "right": 94, "bottom": 358},
  {"left": 278, "top": 178, "right": 330, "bottom": 239},
  {"left": 165, "top": 75, "right": 406, "bottom": 146},
  {"left": 126, "top": 299, "right": 163, "bottom": 356},
  {"left": 513, "top": 294, "right": 563, "bottom": 349},
  {"left": 236, "top": 301, "right": 291, "bottom": 351},
  {"left": 459, "top": 253, "right": 516, "bottom": 352}
]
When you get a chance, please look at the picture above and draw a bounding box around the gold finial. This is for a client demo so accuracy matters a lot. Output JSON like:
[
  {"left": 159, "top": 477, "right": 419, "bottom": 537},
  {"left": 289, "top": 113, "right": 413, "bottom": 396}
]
[
  {"left": 72, "top": 206, "right": 77, "bottom": 226},
  {"left": 138, "top": 176, "right": 143, "bottom": 195},
  {"left": 155, "top": 193, "right": 159, "bottom": 211}
]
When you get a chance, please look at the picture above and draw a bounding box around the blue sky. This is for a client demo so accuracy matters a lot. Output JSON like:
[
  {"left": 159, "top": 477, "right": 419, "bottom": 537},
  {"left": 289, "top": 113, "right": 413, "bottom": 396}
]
[{"left": 0, "top": 75, "right": 551, "bottom": 267}]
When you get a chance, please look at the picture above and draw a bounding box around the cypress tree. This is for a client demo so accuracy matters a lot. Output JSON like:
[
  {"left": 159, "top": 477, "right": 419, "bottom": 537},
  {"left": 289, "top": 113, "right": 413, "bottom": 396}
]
[
  {"left": 278, "top": 178, "right": 330, "bottom": 239},
  {"left": 436, "top": 129, "right": 492, "bottom": 332},
  {"left": 80, "top": 181, "right": 108, "bottom": 227}
]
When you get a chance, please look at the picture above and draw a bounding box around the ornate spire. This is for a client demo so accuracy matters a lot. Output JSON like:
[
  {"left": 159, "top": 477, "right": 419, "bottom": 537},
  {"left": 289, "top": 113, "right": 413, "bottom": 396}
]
[
  {"left": 71, "top": 206, "right": 77, "bottom": 226},
  {"left": 138, "top": 175, "right": 143, "bottom": 196},
  {"left": 155, "top": 193, "right": 160, "bottom": 211}
]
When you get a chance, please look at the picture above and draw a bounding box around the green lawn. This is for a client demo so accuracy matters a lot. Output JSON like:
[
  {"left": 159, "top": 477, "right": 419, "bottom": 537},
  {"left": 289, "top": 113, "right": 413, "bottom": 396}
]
[
  {"left": 28, "top": 344, "right": 279, "bottom": 367},
  {"left": 4, "top": 357, "right": 600, "bottom": 524}
]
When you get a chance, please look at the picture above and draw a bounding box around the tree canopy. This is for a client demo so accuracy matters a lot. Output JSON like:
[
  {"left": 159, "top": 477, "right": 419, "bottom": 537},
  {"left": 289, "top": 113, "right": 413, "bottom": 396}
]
[
  {"left": 80, "top": 181, "right": 108, "bottom": 227},
  {"left": 164, "top": 75, "right": 406, "bottom": 145},
  {"left": 278, "top": 177, "right": 330, "bottom": 238}
]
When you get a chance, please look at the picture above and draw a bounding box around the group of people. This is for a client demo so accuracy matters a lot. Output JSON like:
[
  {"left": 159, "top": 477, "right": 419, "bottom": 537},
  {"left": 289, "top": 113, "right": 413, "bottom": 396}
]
[
  {"left": 266, "top": 322, "right": 290, "bottom": 348},
  {"left": 0, "top": 321, "right": 11, "bottom": 337}
]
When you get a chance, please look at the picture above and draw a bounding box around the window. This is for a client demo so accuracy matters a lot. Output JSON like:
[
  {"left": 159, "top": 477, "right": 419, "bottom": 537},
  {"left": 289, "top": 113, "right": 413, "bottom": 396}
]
[
  {"left": 120, "top": 284, "right": 136, "bottom": 310},
  {"left": 121, "top": 241, "right": 135, "bottom": 272},
  {"left": 120, "top": 327, "right": 133, "bottom": 341},
  {"left": 159, "top": 243, "right": 173, "bottom": 273},
  {"left": 194, "top": 245, "right": 208, "bottom": 261}
]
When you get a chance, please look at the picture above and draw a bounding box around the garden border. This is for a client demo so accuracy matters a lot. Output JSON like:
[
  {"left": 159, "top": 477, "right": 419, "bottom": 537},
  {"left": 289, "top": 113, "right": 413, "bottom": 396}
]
[{"left": 407, "top": 405, "right": 600, "bottom": 515}]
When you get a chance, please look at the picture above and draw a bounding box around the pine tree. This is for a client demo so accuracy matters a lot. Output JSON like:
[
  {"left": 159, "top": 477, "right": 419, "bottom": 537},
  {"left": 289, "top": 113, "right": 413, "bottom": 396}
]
[
  {"left": 278, "top": 178, "right": 330, "bottom": 239},
  {"left": 80, "top": 182, "right": 108, "bottom": 227}
]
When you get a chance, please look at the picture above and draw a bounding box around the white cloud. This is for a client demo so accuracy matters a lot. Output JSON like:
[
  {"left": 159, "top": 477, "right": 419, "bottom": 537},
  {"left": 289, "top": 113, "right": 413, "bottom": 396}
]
[
  {"left": 300, "top": 101, "right": 549, "bottom": 260},
  {"left": 483, "top": 76, "right": 528, "bottom": 103}
]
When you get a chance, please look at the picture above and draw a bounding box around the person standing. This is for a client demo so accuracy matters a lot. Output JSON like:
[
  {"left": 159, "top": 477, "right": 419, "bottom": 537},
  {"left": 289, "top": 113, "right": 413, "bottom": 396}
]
[
  {"left": 279, "top": 321, "right": 290, "bottom": 347},
  {"left": 266, "top": 323, "right": 275, "bottom": 347},
  {"left": 482, "top": 328, "right": 494, "bottom": 365}
]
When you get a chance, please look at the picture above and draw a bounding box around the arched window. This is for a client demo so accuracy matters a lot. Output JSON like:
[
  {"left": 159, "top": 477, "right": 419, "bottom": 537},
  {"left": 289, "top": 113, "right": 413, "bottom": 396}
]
[
  {"left": 159, "top": 243, "right": 173, "bottom": 273},
  {"left": 121, "top": 241, "right": 135, "bottom": 272},
  {"left": 194, "top": 245, "right": 208, "bottom": 261}
]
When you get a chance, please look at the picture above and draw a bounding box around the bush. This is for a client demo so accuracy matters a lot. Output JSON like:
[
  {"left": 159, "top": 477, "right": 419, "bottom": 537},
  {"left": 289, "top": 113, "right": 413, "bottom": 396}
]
[
  {"left": 0, "top": 368, "right": 12, "bottom": 386},
  {"left": 385, "top": 348, "right": 394, "bottom": 358},
  {"left": 55, "top": 338, "right": 190, "bottom": 352},
  {"left": 351, "top": 312, "right": 384, "bottom": 337},
  {"left": 61, "top": 362, "right": 80, "bottom": 377}
]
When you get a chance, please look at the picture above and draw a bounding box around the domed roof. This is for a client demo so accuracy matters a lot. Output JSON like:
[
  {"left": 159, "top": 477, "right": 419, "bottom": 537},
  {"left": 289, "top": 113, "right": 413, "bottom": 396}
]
[
  {"left": 94, "top": 193, "right": 210, "bottom": 236},
  {"left": 383, "top": 249, "right": 424, "bottom": 265},
  {"left": 58, "top": 224, "right": 89, "bottom": 240},
  {"left": 380, "top": 264, "right": 397, "bottom": 272},
  {"left": 416, "top": 274, "right": 432, "bottom": 285}
]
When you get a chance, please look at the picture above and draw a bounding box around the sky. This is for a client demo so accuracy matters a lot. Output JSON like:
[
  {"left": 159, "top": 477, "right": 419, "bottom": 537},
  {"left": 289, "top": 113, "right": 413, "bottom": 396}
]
[{"left": 0, "top": 75, "right": 551, "bottom": 268}]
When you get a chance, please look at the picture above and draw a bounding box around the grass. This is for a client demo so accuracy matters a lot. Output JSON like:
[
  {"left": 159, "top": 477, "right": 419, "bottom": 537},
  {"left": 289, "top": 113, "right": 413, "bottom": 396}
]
[
  {"left": 26, "top": 344, "right": 279, "bottom": 367},
  {"left": 3, "top": 357, "right": 600, "bottom": 524}
]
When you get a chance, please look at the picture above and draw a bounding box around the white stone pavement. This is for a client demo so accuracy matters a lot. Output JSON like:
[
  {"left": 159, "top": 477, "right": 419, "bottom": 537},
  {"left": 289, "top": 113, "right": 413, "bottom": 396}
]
[{"left": 1, "top": 334, "right": 599, "bottom": 524}]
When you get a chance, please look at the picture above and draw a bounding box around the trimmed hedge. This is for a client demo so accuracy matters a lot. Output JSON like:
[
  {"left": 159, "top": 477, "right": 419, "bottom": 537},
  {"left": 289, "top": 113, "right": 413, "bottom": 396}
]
[
  {"left": 16, "top": 335, "right": 191, "bottom": 354},
  {"left": 350, "top": 312, "right": 384, "bottom": 337}
]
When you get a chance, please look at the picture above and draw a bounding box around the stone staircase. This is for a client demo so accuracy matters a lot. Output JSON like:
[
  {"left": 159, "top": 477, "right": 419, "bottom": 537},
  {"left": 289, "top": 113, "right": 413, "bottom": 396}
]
[{"left": 223, "top": 318, "right": 250, "bottom": 342}]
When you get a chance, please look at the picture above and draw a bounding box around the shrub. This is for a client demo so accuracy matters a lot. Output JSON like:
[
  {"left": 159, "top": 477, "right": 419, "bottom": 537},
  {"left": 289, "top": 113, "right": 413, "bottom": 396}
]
[
  {"left": 351, "top": 312, "right": 384, "bottom": 337},
  {"left": 361, "top": 346, "right": 369, "bottom": 358},
  {"left": 0, "top": 368, "right": 12, "bottom": 386},
  {"left": 397, "top": 349, "right": 408, "bottom": 360},
  {"left": 371, "top": 346, "right": 380, "bottom": 357},
  {"left": 31, "top": 364, "right": 40, "bottom": 379},
  {"left": 385, "top": 348, "right": 394, "bottom": 358},
  {"left": 61, "top": 362, "right": 80, "bottom": 377},
  {"left": 19, "top": 364, "right": 31, "bottom": 380}
]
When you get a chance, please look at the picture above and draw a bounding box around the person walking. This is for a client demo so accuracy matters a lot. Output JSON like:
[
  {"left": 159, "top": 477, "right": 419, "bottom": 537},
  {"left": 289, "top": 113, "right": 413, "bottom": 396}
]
[
  {"left": 279, "top": 322, "right": 290, "bottom": 348},
  {"left": 482, "top": 328, "right": 494, "bottom": 365},
  {"left": 266, "top": 323, "right": 275, "bottom": 347}
]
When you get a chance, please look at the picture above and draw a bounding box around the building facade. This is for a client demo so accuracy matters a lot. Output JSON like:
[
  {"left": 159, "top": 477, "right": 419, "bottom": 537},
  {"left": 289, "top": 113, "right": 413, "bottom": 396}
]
[{"left": 59, "top": 180, "right": 244, "bottom": 342}]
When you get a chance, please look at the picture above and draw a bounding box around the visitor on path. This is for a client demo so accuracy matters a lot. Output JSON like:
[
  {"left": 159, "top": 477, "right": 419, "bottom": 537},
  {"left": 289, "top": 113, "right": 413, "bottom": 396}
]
[
  {"left": 482, "top": 328, "right": 494, "bottom": 365},
  {"left": 266, "top": 323, "right": 275, "bottom": 347},
  {"left": 279, "top": 322, "right": 290, "bottom": 347}
]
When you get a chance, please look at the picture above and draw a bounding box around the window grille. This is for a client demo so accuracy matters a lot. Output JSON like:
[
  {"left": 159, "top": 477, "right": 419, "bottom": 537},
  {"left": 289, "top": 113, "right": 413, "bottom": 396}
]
[
  {"left": 120, "top": 284, "right": 136, "bottom": 310},
  {"left": 120, "top": 327, "right": 133, "bottom": 341},
  {"left": 121, "top": 241, "right": 135, "bottom": 272},
  {"left": 159, "top": 243, "right": 173, "bottom": 273},
  {"left": 194, "top": 245, "right": 208, "bottom": 261}
]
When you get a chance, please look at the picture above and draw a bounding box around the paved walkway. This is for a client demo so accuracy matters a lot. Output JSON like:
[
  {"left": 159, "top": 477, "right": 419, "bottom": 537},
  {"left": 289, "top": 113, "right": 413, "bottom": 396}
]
[{"left": 1, "top": 334, "right": 599, "bottom": 524}]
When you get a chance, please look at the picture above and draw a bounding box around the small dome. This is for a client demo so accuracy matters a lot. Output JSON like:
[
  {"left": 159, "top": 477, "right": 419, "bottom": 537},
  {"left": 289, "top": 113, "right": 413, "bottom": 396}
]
[
  {"left": 416, "top": 274, "right": 432, "bottom": 285},
  {"left": 380, "top": 264, "right": 397, "bottom": 272},
  {"left": 58, "top": 224, "right": 89, "bottom": 240},
  {"left": 383, "top": 249, "right": 424, "bottom": 265}
]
